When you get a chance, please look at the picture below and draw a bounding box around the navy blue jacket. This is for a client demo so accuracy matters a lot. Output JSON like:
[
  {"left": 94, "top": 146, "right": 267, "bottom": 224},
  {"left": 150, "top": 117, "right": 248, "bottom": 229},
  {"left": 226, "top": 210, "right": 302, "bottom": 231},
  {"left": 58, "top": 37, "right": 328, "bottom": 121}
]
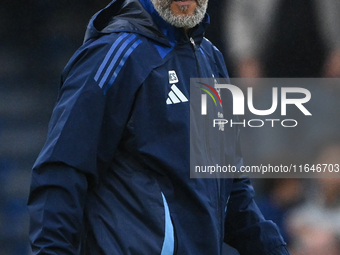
[{"left": 28, "top": 0, "right": 290, "bottom": 254}]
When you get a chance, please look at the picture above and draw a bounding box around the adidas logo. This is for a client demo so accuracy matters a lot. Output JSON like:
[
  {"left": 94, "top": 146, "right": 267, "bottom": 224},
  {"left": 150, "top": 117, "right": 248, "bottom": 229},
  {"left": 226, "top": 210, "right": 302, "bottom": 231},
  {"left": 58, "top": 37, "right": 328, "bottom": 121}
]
[{"left": 166, "top": 84, "right": 188, "bottom": 105}]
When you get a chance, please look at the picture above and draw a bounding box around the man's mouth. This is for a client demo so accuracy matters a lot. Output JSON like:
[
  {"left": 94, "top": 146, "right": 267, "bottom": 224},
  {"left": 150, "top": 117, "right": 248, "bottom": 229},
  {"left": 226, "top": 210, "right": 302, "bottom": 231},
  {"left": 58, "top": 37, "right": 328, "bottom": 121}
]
[{"left": 172, "top": 0, "right": 195, "bottom": 5}]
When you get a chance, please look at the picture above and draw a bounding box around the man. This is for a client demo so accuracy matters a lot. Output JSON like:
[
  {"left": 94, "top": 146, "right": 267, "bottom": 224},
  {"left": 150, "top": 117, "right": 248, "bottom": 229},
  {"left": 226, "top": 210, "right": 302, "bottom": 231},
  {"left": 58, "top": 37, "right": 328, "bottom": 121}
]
[{"left": 28, "top": 0, "right": 290, "bottom": 254}]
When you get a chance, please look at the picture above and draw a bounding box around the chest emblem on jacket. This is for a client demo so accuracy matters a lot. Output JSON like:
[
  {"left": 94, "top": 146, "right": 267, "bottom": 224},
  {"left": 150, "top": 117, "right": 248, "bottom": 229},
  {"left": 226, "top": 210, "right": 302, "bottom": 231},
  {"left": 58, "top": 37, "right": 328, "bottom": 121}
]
[
  {"left": 166, "top": 70, "right": 188, "bottom": 105},
  {"left": 168, "top": 70, "right": 179, "bottom": 84}
]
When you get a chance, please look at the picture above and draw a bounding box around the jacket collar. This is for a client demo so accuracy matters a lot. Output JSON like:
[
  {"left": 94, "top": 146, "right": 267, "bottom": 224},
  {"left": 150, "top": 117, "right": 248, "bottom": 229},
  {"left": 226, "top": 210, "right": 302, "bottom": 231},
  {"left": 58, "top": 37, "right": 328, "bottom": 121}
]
[
  {"left": 84, "top": 0, "right": 210, "bottom": 47},
  {"left": 139, "top": 0, "right": 210, "bottom": 47}
]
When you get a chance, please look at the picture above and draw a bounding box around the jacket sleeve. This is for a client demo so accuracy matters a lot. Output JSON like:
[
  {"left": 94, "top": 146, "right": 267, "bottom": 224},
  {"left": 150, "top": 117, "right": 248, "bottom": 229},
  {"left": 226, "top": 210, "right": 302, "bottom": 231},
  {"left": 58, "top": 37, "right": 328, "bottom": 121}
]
[
  {"left": 224, "top": 178, "right": 290, "bottom": 255},
  {"left": 27, "top": 34, "right": 143, "bottom": 254},
  {"left": 224, "top": 124, "right": 290, "bottom": 254}
]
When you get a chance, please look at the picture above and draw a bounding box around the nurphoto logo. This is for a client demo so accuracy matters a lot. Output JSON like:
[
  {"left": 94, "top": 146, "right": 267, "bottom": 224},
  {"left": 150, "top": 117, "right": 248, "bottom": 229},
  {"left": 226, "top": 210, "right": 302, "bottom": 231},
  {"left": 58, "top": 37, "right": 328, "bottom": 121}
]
[{"left": 196, "top": 79, "right": 312, "bottom": 128}]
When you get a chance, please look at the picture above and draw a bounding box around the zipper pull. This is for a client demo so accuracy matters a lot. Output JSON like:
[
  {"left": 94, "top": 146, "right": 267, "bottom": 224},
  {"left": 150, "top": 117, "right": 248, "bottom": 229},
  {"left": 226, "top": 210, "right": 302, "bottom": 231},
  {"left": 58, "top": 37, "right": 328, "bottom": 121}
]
[{"left": 190, "top": 37, "right": 197, "bottom": 51}]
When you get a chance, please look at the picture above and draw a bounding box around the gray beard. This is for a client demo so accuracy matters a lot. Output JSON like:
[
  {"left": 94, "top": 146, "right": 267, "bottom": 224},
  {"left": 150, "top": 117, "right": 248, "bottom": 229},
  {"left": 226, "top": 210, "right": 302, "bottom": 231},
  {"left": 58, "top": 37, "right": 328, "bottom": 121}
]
[{"left": 151, "top": 0, "right": 208, "bottom": 28}]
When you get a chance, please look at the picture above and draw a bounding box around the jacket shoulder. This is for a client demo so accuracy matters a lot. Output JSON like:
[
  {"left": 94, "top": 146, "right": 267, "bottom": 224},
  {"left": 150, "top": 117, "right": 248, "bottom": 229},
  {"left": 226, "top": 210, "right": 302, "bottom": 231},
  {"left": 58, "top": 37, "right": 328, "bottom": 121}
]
[
  {"left": 61, "top": 32, "right": 162, "bottom": 94},
  {"left": 63, "top": 32, "right": 154, "bottom": 77}
]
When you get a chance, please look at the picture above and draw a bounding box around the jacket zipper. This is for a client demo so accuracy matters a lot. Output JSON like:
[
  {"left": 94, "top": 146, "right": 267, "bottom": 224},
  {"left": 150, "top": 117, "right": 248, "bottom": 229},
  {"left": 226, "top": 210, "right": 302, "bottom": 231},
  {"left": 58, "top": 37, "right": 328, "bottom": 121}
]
[
  {"left": 189, "top": 36, "right": 222, "bottom": 246},
  {"left": 189, "top": 37, "right": 202, "bottom": 77},
  {"left": 189, "top": 37, "right": 210, "bottom": 156}
]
